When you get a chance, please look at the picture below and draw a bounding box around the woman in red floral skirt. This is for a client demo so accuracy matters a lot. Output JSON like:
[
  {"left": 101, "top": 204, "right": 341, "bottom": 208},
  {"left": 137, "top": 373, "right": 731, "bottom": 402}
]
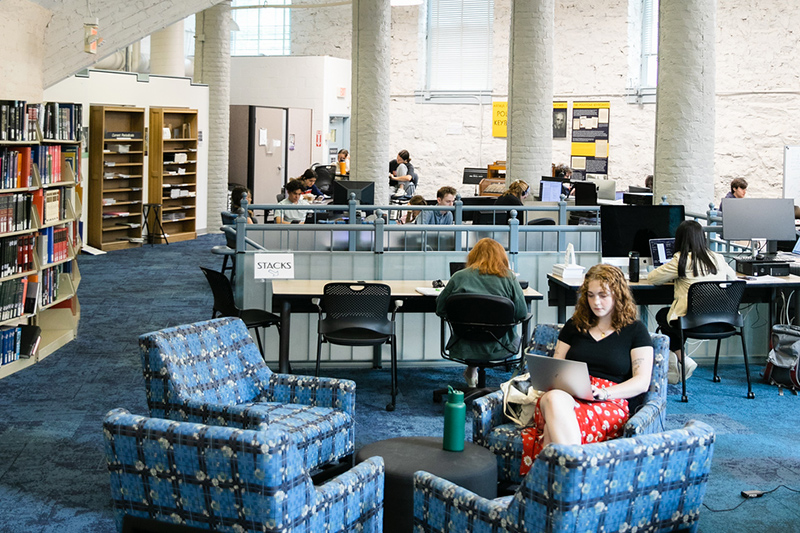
[{"left": 521, "top": 263, "right": 653, "bottom": 475}]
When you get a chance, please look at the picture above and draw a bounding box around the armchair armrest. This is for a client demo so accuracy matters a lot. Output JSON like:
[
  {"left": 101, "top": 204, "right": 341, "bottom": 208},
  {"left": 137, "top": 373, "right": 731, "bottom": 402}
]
[
  {"left": 413, "top": 471, "right": 510, "bottom": 532},
  {"left": 168, "top": 398, "right": 278, "bottom": 428},
  {"left": 623, "top": 398, "right": 665, "bottom": 437},
  {"left": 264, "top": 374, "right": 356, "bottom": 418},
  {"left": 471, "top": 390, "right": 507, "bottom": 446},
  {"left": 314, "top": 457, "right": 385, "bottom": 530}
]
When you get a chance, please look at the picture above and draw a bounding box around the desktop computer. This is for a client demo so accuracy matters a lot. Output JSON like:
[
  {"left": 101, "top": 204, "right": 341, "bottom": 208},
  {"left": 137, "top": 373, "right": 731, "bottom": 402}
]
[{"left": 735, "top": 258, "right": 790, "bottom": 277}]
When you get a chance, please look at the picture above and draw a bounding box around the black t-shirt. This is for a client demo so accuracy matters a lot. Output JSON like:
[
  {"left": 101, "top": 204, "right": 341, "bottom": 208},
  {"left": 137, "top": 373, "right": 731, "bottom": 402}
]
[{"left": 558, "top": 318, "right": 651, "bottom": 384}]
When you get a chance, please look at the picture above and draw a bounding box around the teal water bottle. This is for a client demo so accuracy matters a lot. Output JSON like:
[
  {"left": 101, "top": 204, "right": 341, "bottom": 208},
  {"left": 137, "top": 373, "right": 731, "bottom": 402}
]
[{"left": 443, "top": 386, "right": 466, "bottom": 452}]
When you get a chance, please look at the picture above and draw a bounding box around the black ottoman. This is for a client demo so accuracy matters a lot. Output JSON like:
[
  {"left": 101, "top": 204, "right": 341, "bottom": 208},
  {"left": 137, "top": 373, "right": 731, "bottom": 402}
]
[{"left": 356, "top": 436, "right": 497, "bottom": 533}]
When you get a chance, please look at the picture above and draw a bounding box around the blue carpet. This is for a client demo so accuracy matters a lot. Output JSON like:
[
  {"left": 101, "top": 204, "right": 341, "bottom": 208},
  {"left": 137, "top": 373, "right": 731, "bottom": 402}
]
[{"left": 0, "top": 233, "right": 797, "bottom": 532}]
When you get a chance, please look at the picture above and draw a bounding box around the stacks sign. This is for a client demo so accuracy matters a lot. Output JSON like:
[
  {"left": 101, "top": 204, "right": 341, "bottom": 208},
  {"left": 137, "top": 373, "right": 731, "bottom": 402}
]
[{"left": 254, "top": 253, "right": 295, "bottom": 280}]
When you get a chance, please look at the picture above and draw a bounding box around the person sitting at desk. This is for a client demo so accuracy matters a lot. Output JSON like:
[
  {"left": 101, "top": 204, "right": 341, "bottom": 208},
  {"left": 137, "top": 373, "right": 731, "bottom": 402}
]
[
  {"left": 390, "top": 150, "right": 419, "bottom": 199},
  {"left": 275, "top": 179, "right": 311, "bottom": 224},
  {"left": 718, "top": 177, "right": 747, "bottom": 211},
  {"left": 494, "top": 179, "right": 530, "bottom": 223},
  {"left": 519, "top": 263, "right": 653, "bottom": 475},
  {"left": 436, "top": 238, "right": 527, "bottom": 387},
  {"left": 646, "top": 220, "right": 737, "bottom": 383},
  {"left": 298, "top": 169, "right": 324, "bottom": 198},
  {"left": 416, "top": 186, "right": 456, "bottom": 225},
  {"left": 231, "top": 185, "right": 255, "bottom": 224},
  {"left": 399, "top": 195, "right": 426, "bottom": 224}
]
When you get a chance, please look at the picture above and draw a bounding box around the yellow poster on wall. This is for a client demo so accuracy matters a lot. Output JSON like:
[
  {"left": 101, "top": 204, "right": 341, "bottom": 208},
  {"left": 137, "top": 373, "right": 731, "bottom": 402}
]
[
  {"left": 570, "top": 101, "right": 610, "bottom": 180},
  {"left": 492, "top": 102, "right": 508, "bottom": 137}
]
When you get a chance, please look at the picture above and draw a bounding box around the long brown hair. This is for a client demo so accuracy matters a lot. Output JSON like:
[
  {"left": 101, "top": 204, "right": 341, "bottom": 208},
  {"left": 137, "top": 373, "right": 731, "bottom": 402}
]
[
  {"left": 572, "top": 264, "right": 638, "bottom": 332},
  {"left": 467, "top": 238, "right": 512, "bottom": 277}
]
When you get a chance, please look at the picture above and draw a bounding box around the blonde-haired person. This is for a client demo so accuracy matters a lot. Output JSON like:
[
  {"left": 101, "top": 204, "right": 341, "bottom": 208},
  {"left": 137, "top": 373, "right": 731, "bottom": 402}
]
[
  {"left": 435, "top": 238, "right": 527, "bottom": 387},
  {"left": 494, "top": 179, "right": 530, "bottom": 224},
  {"left": 518, "top": 263, "right": 653, "bottom": 476}
]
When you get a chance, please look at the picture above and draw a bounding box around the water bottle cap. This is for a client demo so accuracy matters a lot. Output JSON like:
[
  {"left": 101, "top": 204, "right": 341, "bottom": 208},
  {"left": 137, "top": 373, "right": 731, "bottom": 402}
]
[{"left": 447, "top": 385, "right": 464, "bottom": 403}]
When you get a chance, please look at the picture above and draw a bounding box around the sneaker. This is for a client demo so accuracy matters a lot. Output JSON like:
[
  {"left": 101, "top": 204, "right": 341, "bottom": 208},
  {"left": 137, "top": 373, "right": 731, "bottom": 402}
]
[
  {"left": 668, "top": 352, "right": 681, "bottom": 384},
  {"left": 684, "top": 355, "right": 698, "bottom": 380},
  {"left": 463, "top": 368, "right": 478, "bottom": 388}
]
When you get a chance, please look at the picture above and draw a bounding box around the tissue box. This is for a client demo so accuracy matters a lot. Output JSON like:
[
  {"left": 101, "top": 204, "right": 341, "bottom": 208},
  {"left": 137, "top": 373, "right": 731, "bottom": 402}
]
[{"left": 552, "top": 263, "right": 586, "bottom": 280}]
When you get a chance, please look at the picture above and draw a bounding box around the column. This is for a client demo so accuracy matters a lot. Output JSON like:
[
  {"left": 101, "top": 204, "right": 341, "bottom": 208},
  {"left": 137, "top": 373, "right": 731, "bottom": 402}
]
[
  {"left": 654, "top": 0, "right": 716, "bottom": 213},
  {"left": 150, "top": 21, "right": 185, "bottom": 77},
  {"left": 507, "top": 0, "right": 554, "bottom": 188},
  {"left": 351, "top": 0, "right": 391, "bottom": 205},
  {"left": 194, "top": 1, "right": 231, "bottom": 231}
]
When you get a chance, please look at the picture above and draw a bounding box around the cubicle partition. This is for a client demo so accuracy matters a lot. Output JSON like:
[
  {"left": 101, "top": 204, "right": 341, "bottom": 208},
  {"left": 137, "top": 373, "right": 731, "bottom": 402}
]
[{"left": 229, "top": 199, "right": 771, "bottom": 368}]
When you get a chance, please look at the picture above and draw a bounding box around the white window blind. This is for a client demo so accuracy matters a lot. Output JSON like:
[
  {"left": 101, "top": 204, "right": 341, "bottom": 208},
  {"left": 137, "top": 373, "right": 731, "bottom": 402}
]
[
  {"left": 427, "top": 0, "right": 494, "bottom": 92},
  {"left": 641, "top": 0, "right": 659, "bottom": 89}
]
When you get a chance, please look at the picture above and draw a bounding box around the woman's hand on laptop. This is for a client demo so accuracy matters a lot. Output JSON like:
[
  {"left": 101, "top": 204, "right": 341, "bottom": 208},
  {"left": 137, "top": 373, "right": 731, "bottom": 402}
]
[{"left": 592, "top": 385, "right": 610, "bottom": 401}]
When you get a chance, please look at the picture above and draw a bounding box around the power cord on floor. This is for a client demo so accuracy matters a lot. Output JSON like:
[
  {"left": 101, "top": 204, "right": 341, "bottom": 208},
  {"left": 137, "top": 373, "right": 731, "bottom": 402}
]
[{"left": 703, "top": 485, "right": 800, "bottom": 512}]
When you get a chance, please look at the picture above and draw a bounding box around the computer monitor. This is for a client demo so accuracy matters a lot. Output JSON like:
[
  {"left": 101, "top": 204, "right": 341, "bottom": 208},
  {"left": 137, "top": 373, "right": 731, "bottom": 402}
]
[
  {"left": 572, "top": 181, "right": 598, "bottom": 206},
  {"left": 629, "top": 185, "right": 652, "bottom": 193},
  {"left": 463, "top": 167, "right": 488, "bottom": 185},
  {"left": 539, "top": 176, "right": 569, "bottom": 202},
  {"left": 600, "top": 204, "right": 685, "bottom": 267},
  {"left": 722, "top": 198, "right": 796, "bottom": 257},
  {"left": 333, "top": 180, "right": 375, "bottom": 206},
  {"left": 587, "top": 178, "right": 617, "bottom": 201}
]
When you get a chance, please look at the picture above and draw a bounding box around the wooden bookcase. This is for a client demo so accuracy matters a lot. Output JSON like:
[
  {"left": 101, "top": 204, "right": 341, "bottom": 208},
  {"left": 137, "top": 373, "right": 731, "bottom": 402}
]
[
  {"left": 147, "top": 107, "right": 198, "bottom": 243},
  {"left": 88, "top": 106, "right": 145, "bottom": 251},
  {"left": 0, "top": 100, "right": 83, "bottom": 380}
]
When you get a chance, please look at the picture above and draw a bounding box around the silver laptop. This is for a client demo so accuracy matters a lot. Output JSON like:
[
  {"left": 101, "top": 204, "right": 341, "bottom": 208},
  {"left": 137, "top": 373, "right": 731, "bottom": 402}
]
[{"left": 525, "top": 353, "right": 594, "bottom": 401}]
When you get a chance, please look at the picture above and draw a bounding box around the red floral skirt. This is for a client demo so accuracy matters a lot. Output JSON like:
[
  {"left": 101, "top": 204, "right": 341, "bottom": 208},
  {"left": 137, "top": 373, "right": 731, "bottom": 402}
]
[{"left": 520, "top": 377, "right": 629, "bottom": 476}]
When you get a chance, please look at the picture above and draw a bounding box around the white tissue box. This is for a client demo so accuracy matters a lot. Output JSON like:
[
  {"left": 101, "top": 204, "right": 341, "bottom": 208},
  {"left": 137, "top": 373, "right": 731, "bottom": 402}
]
[{"left": 552, "top": 263, "right": 586, "bottom": 280}]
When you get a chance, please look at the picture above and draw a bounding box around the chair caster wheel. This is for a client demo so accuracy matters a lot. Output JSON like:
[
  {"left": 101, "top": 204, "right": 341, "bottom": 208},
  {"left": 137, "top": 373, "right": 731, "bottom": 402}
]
[
  {"left": 747, "top": 392, "right": 755, "bottom": 399},
  {"left": 712, "top": 376, "right": 721, "bottom": 383},
  {"left": 386, "top": 403, "right": 395, "bottom": 412},
  {"left": 681, "top": 395, "right": 688, "bottom": 403}
]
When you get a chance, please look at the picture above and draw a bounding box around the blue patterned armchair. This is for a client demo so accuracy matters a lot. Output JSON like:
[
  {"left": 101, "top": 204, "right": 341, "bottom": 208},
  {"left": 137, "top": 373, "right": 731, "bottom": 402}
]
[
  {"left": 139, "top": 317, "right": 356, "bottom": 475},
  {"left": 103, "top": 408, "right": 384, "bottom": 533},
  {"left": 473, "top": 323, "right": 670, "bottom": 484},
  {"left": 414, "top": 420, "right": 714, "bottom": 533}
]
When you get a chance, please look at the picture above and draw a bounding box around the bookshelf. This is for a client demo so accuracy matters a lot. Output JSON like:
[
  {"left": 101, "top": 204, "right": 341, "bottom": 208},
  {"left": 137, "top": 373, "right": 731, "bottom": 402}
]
[
  {"left": 0, "top": 100, "right": 83, "bottom": 380},
  {"left": 148, "top": 107, "right": 198, "bottom": 243},
  {"left": 88, "top": 106, "right": 145, "bottom": 251}
]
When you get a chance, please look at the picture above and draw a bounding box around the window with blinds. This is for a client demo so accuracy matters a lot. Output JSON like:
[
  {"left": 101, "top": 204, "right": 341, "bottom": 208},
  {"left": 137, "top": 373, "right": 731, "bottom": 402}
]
[
  {"left": 641, "top": 0, "right": 659, "bottom": 89},
  {"left": 426, "top": 0, "right": 494, "bottom": 93}
]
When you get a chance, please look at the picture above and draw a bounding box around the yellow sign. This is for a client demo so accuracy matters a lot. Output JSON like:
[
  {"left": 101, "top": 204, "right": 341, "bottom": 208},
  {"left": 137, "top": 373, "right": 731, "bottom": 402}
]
[{"left": 492, "top": 102, "right": 507, "bottom": 138}]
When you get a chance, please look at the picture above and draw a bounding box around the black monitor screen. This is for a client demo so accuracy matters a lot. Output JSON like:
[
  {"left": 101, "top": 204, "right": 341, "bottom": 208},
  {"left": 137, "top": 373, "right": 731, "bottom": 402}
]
[
  {"left": 540, "top": 177, "right": 568, "bottom": 202},
  {"left": 333, "top": 180, "right": 375, "bottom": 205},
  {"left": 722, "top": 198, "right": 796, "bottom": 254},
  {"left": 463, "top": 167, "right": 488, "bottom": 185},
  {"left": 600, "top": 204, "right": 685, "bottom": 260}
]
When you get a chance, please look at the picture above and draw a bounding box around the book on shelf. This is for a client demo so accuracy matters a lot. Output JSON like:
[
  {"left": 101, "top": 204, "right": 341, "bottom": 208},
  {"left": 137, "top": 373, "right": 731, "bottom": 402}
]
[
  {"left": 23, "top": 280, "right": 39, "bottom": 314},
  {"left": 18, "top": 324, "right": 41, "bottom": 359}
]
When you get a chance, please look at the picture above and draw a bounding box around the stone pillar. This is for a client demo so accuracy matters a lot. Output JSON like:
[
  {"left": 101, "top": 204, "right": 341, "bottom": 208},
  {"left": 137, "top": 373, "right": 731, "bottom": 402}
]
[
  {"left": 654, "top": 0, "right": 715, "bottom": 213},
  {"left": 351, "top": 0, "right": 391, "bottom": 205},
  {"left": 150, "top": 21, "right": 184, "bottom": 77},
  {"left": 507, "top": 0, "right": 553, "bottom": 189},
  {"left": 194, "top": 2, "right": 231, "bottom": 232}
]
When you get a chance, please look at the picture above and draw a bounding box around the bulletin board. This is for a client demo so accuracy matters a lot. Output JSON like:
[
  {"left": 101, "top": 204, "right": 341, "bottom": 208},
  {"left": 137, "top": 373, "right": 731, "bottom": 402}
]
[{"left": 570, "top": 101, "right": 610, "bottom": 181}]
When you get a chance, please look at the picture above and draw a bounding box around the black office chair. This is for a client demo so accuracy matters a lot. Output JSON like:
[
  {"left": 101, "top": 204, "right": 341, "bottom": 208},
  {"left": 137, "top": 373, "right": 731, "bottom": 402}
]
[
  {"left": 211, "top": 211, "right": 237, "bottom": 280},
  {"left": 677, "top": 279, "right": 753, "bottom": 402},
  {"left": 528, "top": 218, "right": 556, "bottom": 226},
  {"left": 434, "top": 293, "right": 532, "bottom": 403},
  {"left": 313, "top": 282, "right": 402, "bottom": 411},
  {"left": 199, "top": 267, "right": 281, "bottom": 357}
]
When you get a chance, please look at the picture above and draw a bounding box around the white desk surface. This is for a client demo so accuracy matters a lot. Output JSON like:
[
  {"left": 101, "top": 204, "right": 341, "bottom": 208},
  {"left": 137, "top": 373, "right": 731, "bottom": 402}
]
[{"left": 272, "top": 279, "right": 542, "bottom": 299}]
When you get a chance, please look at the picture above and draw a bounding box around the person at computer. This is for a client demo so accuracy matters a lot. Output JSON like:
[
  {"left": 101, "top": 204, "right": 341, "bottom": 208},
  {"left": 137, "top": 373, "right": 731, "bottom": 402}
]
[
  {"left": 399, "top": 195, "right": 426, "bottom": 224},
  {"left": 519, "top": 263, "right": 653, "bottom": 475},
  {"left": 554, "top": 164, "right": 572, "bottom": 180},
  {"left": 718, "top": 178, "right": 747, "bottom": 211},
  {"left": 494, "top": 179, "right": 530, "bottom": 224},
  {"left": 435, "top": 238, "right": 527, "bottom": 388},
  {"left": 644, "top": 174, "right": 653, "bottom": 190},
  {"left": 646, "top": 219, "right": 737, "bottom": 383},
  {"left": 275, "top": 179, "right": 311, "bottom": 224},
  {"left": 390, "top": 150, "right": 419, "bottom": 199},
  {"left": 298, "top": 169, "right": 324, "bottom": 198},
  {"left": 337, "top": 149, "right": 350, "bottom": 174},
  {"left": 230, "top": 185, "right": 255, "bottom": 224},
  {"left": 416, "top": 186, "right": 456, "bottom": 225}
]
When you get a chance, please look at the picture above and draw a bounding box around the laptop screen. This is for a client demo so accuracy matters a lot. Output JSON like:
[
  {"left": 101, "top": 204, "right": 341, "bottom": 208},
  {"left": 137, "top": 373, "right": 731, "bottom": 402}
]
[{"left": 649, "top": 238, "right": 676, "bottom": 267}]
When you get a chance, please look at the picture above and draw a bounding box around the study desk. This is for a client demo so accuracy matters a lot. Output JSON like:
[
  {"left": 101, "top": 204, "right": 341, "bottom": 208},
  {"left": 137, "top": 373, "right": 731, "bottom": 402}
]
[
  {"left": 547, "top": 273, "right": 800, "bottom": 326},
  {"left": 271, "top": 279, "right": 543, "bottom": 374}
]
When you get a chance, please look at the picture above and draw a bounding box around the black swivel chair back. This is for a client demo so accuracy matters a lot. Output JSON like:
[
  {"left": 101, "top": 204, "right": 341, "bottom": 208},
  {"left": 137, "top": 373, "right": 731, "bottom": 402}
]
[
  {"left": 199, "top": 267, "right": 280, "bottom": 357},
  {"left": 436, "top": 293, "right": 531, "bottom": 403},
  {"left": 211, "top": 211, "right": 238, "bottom": 280},
  {"left": 314, "top": 165, "right": 335, "bottom": 194},
  {"left": 314, "top": 282, "right": 402, "bottom": 411},
  {"left": 678, "top": 280, "right": 753, "bottom": 401}
]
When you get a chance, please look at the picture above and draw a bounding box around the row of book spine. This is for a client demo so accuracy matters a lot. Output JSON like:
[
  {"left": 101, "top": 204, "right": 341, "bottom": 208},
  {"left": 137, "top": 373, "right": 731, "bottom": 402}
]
[
  {"left": 0, "top": 146, "right": 32, "bottom": 189},
  {"left": 0, "top": 324, "right": 40, "bottom": 365},
  {"left": 44, "top": 189, "right": 65, "bottom": 224},
  {"left": 39, "top": 264, "right": 66, "bottom": 308},
  {"left": 38, "top": 226, "right": 69, "bottom": 265},
  {"left": 0, "top": 193, "right": 32, "bottom": 233},
  {"left": 34, "top": 144, "right": 61, "bottom": 185},
  {"left": 0, "top": 278, "right": 27, "bottom": 322},
  {"left": 0, "top": 101, "right": 83, "bottom": 143},
  {"left": 0, "top": 234, "right": 35, "bottom": 278}
]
